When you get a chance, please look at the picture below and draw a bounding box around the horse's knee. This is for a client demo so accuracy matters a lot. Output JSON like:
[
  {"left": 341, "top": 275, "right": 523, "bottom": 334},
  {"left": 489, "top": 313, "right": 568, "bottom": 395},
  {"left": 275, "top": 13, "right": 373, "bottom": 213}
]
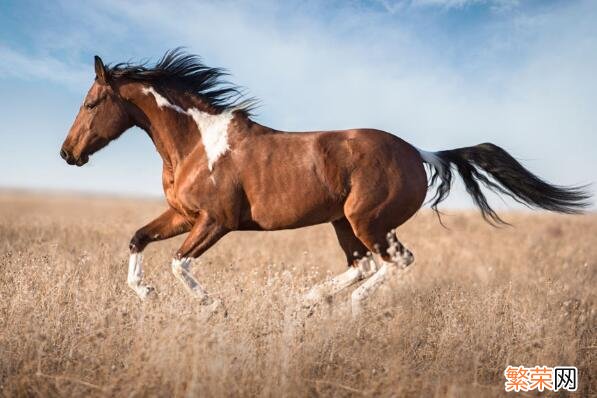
[{"left": 129, "top": 230, "right": 150, "bottom": 253}]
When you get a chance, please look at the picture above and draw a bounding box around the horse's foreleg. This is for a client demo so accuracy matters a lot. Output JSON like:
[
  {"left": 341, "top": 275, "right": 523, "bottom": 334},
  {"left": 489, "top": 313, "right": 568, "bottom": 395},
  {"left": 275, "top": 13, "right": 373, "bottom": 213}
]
[
  {"left": 171, "top": 212, "right": 228, "bottom": 305},
  {"left": 128, "top": 208, "right": 191, "bottom": 299},
  {"left": 127, "top": 252, "right": 153, "bottom": 299}
]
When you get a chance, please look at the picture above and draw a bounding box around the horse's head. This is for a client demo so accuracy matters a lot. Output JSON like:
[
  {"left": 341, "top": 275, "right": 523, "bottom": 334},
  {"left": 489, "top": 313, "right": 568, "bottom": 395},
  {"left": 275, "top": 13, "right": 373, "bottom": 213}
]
[{"left": 60, "top": 56, "right": 133, "bottom": 166}]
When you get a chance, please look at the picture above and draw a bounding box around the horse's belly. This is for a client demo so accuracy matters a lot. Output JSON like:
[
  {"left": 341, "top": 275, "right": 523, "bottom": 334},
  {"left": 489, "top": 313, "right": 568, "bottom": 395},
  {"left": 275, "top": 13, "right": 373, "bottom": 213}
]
[{"left": 242, "top": 175, "right": 344, "bottom": 230}]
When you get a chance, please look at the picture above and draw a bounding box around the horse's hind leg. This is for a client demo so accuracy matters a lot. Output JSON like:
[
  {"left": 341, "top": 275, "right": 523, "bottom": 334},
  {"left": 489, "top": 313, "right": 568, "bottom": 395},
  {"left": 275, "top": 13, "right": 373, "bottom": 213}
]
[
  {"left": 343, "top": 189, "right": 418, "bottom": 316},
  {"left": 332, "top": 218, "right": 369, "bottom": 266},
  {"left": 351, "top": 231, "right": 414, "bottom": 316},
  {"left": 302, "top": 218, "right": 374, "bottom": 307}
]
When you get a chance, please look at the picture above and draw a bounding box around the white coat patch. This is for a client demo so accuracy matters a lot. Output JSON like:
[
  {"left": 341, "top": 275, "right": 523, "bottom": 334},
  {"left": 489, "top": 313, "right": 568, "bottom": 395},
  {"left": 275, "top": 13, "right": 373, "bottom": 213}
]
[
  {"left": 187, "top": 108, "right": 233, "bottom": 171},
  {"left": 141, "top": 87, "right": 185, "bottom": 113},
  {"left": 143, "top": 85, "right": 235, "bottom": 171}
]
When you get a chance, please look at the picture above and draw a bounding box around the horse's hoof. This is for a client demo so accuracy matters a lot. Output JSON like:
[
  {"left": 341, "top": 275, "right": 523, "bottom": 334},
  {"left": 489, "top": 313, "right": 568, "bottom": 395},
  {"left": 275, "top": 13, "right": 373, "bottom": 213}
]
[
  {"left": 203, "top": 298, "right": 227, "bottom": 319},
  {"left": 302, "top": 288, "right": 323, "bottom": 308},
  {"left": 136, "top": 285, "right": 156, "bottom": 300}
]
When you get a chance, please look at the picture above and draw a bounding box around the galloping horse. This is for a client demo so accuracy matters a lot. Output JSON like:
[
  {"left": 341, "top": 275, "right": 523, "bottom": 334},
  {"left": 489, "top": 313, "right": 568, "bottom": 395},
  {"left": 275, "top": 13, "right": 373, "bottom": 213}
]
[{"left": 61, "top": 50, "right": 590, "bottom": 314}]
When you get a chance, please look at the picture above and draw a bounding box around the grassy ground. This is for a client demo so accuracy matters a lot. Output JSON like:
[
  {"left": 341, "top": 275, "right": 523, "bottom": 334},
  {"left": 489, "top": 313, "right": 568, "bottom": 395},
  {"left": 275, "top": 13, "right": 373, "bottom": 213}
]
[{"left": 0, "top": 191, "right": 595, "bottom": 397}]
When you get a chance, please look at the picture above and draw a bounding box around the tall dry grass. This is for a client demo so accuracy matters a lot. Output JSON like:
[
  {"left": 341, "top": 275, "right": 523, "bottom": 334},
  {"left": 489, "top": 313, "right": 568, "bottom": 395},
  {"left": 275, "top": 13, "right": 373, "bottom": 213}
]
[{"left": 0, "top": 191, "right": 595, "bottom": 397}]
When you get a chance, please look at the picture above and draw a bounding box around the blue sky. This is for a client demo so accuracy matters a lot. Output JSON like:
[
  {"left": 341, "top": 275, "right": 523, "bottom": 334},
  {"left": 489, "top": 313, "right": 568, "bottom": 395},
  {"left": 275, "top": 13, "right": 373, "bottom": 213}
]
[{"left": 0, "top": 0, "right": 595, "bottom": 209}]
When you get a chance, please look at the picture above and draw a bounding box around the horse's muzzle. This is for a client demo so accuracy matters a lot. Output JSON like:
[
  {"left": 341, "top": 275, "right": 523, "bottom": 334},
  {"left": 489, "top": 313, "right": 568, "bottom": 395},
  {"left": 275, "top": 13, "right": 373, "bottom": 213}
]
[{"left": 60, "top": 148, "right": 88, "bottom": 166}]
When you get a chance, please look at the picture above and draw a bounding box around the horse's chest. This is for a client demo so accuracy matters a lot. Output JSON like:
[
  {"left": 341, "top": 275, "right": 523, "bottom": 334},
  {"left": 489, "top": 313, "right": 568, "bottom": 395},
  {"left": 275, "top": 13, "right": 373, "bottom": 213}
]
[
  {"left": 162, "top": 179, "right": 185, "bottom": 214},
  {"left": 164, "top": 165, "right": 224, "bottom": 218},
  {"left": 162, "top": 167, "right": 195, "bottom": 218}
]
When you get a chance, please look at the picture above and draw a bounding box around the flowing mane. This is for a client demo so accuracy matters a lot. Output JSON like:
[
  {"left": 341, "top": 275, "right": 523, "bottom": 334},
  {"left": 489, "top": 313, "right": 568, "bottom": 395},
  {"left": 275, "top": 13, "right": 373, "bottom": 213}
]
[{"left": 106, "top": 48, "right": 258, "bottom": 114}]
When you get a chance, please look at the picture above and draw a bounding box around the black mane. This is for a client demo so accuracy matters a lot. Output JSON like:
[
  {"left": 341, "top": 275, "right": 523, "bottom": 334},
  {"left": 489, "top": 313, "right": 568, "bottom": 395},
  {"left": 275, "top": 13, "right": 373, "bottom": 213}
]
[{"left": 106, "top": 48, "right": 257, "bottom": 113}]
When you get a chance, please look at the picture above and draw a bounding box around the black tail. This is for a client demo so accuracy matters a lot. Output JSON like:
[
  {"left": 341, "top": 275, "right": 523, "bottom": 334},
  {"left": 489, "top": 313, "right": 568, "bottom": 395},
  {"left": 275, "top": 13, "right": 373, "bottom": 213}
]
[{"left": 420, "top": 143, "right": 592, "bottom": 225}]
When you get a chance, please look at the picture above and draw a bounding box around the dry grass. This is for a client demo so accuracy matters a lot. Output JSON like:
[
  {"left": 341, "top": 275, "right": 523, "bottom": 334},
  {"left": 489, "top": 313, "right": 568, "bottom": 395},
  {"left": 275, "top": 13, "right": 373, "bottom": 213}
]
[{"left": 0, "top": 191, "right": 595, "bottom": 397}]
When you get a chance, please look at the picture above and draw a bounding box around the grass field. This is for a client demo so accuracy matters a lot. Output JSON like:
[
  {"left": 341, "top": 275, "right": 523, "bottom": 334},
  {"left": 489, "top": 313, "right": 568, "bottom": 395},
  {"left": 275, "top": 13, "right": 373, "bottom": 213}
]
[{"left": 0, "top": 191, "right": 595, "bottom": 397}]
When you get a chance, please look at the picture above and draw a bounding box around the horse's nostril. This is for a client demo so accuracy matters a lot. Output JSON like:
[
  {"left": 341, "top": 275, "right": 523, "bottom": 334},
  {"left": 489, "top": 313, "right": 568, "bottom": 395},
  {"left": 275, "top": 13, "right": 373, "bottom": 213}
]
[{"left": 60, "top": 148, "right": 69, "bottom": 160}]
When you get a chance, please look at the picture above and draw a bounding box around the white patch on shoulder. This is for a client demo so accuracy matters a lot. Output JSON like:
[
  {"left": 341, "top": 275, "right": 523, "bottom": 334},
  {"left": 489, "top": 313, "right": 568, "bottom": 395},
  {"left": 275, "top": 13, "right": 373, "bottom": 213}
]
[
  {"left": 142, "top": 85, "right": 234, "bottom": 171},
  {"left": 187, "top": 108, "right": 234, "bottom": 171}
]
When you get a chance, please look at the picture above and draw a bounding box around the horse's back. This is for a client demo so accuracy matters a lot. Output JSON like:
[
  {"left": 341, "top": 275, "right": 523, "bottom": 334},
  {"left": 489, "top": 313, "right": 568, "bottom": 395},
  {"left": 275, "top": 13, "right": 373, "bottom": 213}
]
[{"left": 235, "top": 128, "right": 427, "bottom": 230}]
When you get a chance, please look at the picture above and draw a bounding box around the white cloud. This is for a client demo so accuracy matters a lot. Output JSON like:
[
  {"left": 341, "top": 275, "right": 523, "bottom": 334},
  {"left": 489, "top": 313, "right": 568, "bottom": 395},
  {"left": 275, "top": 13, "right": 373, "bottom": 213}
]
[
  {"left": 0, "top": 45, "right": 89, "bottom": 90},
  {"left": 378, "top": 0, "right": 520, "bottom": 12},
  {"left": 414, "top": 0, "right": 484, "bottom": 8}
]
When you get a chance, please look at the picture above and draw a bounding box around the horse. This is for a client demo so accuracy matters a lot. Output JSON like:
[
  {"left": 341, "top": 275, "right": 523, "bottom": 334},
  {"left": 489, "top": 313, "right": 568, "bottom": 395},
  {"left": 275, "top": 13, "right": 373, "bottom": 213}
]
[{"left": 60, "top": 49, "right": 590, "bottom": 315}]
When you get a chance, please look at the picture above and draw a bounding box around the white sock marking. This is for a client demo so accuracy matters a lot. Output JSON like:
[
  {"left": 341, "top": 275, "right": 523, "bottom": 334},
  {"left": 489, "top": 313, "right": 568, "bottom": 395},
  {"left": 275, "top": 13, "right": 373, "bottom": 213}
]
[
  {"left": 143, "top": 85, "right": 235, "bottom": 171},
  {"left": 351, "top": 263, "right": 390, "bottom": 317},
  {"left": 303, "top": 267, "right": 363, "bottom": 306},
  {"left": 171, "top": 257, "right": 212, "bottom": 303},
  {"left": 127, "top": 253, "right": 153, "bottom": 299}
]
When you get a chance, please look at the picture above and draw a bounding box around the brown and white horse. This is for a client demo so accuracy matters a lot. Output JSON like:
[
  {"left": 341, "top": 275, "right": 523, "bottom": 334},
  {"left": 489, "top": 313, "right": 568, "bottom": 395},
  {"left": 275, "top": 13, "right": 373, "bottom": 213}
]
[{"left": 61, "top": 50, "right": 590, "bottom": 314}]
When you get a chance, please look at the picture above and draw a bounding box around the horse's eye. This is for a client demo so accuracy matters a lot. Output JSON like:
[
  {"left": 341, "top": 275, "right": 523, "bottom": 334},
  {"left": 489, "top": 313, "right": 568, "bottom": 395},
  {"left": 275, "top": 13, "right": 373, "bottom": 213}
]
[{"left": 85, "top": 102, "right": 96, "bottom": 109}]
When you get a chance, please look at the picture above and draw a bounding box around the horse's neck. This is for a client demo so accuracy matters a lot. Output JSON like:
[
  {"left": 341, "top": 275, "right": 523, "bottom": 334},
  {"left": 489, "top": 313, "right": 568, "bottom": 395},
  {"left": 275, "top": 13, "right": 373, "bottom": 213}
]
[
  {"left": 126, "top": 85, "right": 204, "bottom": 167},
  {"left": 123, "top": 83, "right": 262, "bottom": 173},
  {"left": 145, "top": 121, "right": 197, "bottom": 169}
]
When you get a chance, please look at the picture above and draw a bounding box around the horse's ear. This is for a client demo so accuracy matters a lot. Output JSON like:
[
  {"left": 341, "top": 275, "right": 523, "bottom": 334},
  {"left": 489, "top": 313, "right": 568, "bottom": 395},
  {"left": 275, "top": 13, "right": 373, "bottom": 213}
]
[{"left": 94, "top": 55, "right": 109, "bottom": 85}]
